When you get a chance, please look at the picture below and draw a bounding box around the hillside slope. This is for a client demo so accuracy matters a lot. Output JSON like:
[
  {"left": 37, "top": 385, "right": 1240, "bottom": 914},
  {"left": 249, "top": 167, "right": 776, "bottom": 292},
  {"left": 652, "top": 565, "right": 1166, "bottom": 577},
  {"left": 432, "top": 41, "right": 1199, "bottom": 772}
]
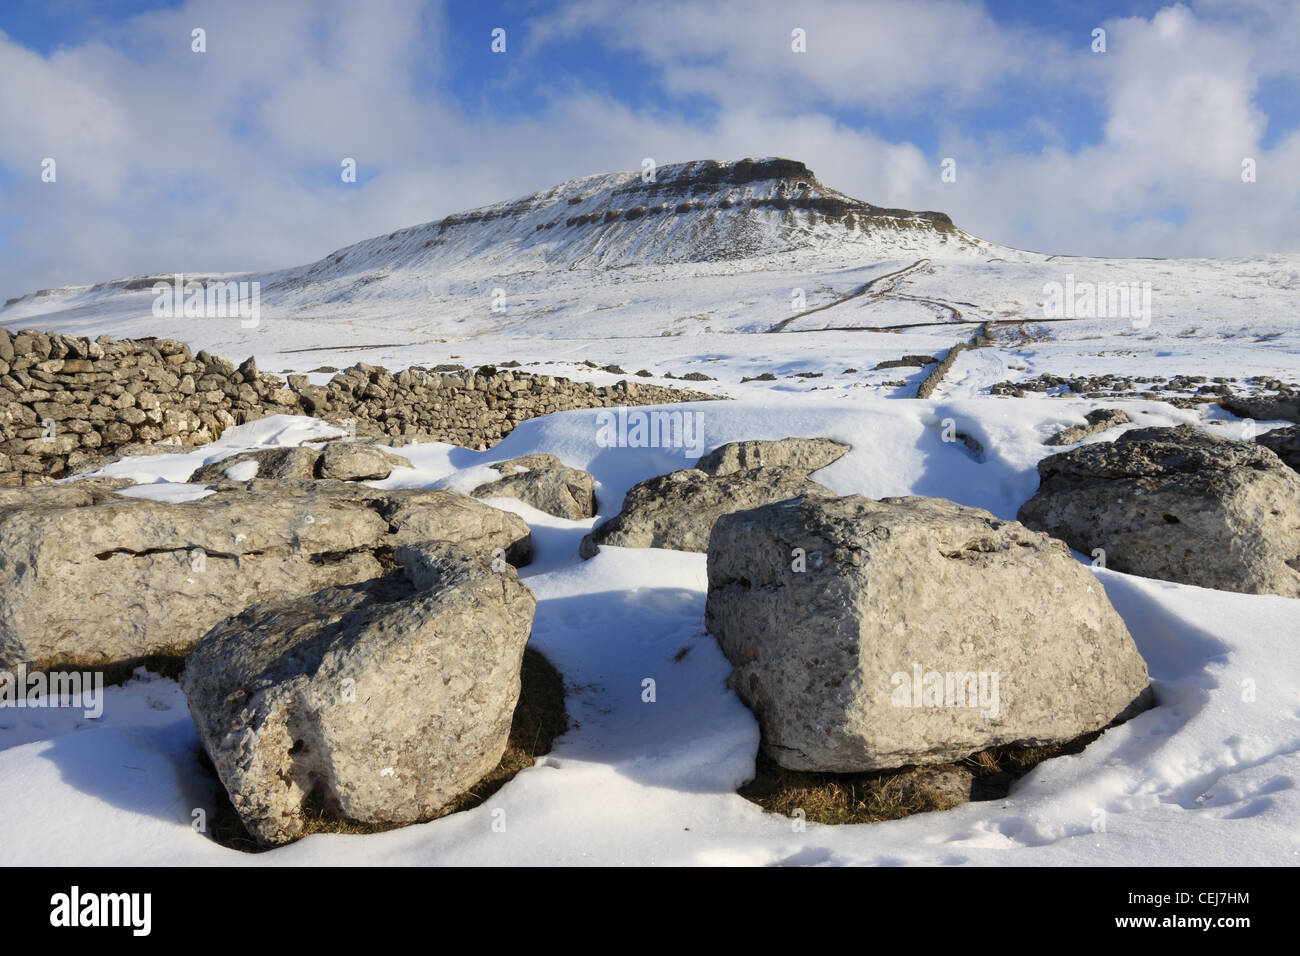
[{"left": 2, "top": 158, "right": 1017, "bottom": 321}]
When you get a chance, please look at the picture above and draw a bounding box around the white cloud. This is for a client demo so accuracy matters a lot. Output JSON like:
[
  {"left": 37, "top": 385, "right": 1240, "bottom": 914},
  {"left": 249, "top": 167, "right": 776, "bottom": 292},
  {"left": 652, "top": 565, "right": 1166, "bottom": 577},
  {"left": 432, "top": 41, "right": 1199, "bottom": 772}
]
[
  {"left": 528, "top": 0, "right": 1076, "bottom": 113},
  {"left": 0, "top": 0, "right": 1296, "bottom": 303}
]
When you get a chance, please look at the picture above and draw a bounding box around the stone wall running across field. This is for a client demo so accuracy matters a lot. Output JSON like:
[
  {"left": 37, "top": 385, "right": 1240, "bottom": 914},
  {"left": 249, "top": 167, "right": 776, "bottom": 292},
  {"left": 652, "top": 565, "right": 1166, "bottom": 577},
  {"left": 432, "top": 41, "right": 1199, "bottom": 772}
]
[{"left": 0, "top": 328, "right": 716, "bottom": 485}]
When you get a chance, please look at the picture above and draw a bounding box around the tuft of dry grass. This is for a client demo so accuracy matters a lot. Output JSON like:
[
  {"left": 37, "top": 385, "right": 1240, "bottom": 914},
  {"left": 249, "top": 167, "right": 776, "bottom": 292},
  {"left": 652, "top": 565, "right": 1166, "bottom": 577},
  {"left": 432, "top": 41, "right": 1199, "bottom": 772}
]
[
  {"left": 203, "top": 647, "right": 568, "bottom": 852},
  {"left": 965, "top": 729, "right": 1104, "bottom": 776},
  {"left": 740, "top": 729, "right": 1107, "bottom": 827},
  {"left": 739, "top": 753, "right": 967, "bottom": 826},
  {"left": 966, "top": 748, "right": 1003, "bottom": 774},
  {"left": 31, "top": 648, "right": 190, "bottom": 687}
]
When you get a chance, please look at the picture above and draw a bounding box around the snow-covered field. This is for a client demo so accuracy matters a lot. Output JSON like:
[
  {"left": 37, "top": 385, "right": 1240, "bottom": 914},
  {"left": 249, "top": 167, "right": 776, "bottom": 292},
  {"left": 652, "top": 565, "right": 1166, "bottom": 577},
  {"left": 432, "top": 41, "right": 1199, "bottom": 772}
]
[
  {"left": 2, "top": 166, "right": 1298, "bottom": 865},
  {"left": 6, "top": 251, "right": 1299, "bottom": 401},
  {"left": 1, "top": 387, "right": 1297, "bottom": 866}
]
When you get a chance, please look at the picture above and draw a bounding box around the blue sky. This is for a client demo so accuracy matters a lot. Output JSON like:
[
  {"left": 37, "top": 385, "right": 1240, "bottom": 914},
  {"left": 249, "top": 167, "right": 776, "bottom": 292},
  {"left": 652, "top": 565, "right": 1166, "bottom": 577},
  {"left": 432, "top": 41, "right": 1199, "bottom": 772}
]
[{"left": 1, "top": 0, "right": 1298, "bottom": 299}]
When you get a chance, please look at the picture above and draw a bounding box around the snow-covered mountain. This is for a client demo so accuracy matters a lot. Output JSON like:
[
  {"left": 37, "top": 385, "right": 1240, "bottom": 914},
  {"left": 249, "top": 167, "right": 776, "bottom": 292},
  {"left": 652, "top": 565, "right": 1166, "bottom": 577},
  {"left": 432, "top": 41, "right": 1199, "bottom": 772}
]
[
  {"left": 293, "top": 156, "right": 996, "bottom": 277},
  {"left": 2, "top": 158, "right": 1011, "bottom": 320},
  {"left": 1, "top": 157, "right": 1296, "bottom": 396}
]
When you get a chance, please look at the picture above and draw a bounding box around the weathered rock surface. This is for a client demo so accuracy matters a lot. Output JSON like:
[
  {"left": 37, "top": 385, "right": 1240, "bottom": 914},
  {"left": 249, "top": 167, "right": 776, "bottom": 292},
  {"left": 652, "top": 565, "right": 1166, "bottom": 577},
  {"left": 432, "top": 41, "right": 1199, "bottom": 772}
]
[
  {"left": 181, "top": 543, "right": 536, "bottom": 846},
  {"left": 694, "top": 437, "right": 850, "bottom": 477},
  {"left": 579, "top": 467, "right": 832, "bottom": 558},
  {"left": 706, "top": 494, "right": 1151, "bottom": 772},
  {"left": 0, "top": 476, "right": 134, "bottom": 509},
  {"left": 189, "top": 446, "right": 322, "bottom": 483},
  {"left": 1219, "top": 395, "right": 1300, "bottom": 425},
  {"left": 1044, "top": 408, "right": 1132, "bottom": 446},
  {"left": 471, "top": 453, "right": 596, "bottom": 520},
  {"left": 317, "top": 442, "right": 412, "bottom": 481},
  {"left": 1257, "top": 424, "right": 1300, "bottom": 473},
  {"left": 0, "top": 481, "right": 531, "bottom": 670},
  {"left": 1018, "top": 424, "right": 1300, "bottom": 596}
]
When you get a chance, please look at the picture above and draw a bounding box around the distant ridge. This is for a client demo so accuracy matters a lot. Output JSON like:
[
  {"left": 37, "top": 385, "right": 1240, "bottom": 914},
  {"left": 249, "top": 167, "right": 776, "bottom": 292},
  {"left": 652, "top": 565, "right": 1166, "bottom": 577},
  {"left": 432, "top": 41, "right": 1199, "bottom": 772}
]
[{"left": 3, "top": 157, "right": 1015, "bottom": 318}]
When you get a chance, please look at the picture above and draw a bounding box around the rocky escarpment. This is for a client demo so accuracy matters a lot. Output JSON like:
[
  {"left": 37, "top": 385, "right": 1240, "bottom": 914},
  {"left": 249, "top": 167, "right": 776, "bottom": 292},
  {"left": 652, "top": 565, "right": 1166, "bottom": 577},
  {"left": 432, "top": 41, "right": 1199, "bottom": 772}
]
[
  {"left": 0, "top": 327, "right": 715, "bottom": 485},
  {"left": 437, "top": 158, "right": 953, "bottom": 234}
]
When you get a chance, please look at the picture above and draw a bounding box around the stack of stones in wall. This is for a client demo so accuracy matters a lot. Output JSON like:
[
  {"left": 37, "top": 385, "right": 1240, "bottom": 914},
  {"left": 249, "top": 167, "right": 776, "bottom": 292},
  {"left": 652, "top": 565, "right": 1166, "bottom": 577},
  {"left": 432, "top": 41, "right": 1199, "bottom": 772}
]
[{"left": 0, "top": 327, "right": 716, "bottom": 486}]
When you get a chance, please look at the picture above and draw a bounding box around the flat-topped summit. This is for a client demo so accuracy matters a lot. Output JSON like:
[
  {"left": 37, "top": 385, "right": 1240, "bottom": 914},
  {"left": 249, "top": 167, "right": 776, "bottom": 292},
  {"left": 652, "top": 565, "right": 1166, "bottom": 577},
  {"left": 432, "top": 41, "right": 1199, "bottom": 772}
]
[
  {"left": 428, "top": 157, "right": 952, "bottom": 235},
  {"left": 309, "top": 156, "right": 972, "bottom": 276},
  {"left": 2, "top": 157, "right": 1005, "bottom": 322}
]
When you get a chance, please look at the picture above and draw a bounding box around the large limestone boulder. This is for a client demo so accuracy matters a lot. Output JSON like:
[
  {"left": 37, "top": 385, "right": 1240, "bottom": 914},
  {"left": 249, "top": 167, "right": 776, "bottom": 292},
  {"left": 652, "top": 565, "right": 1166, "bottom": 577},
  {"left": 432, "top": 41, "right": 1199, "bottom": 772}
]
[
  {"left": 579, "top": 466, "right": 832, "bottom": 558},
  {"left": 187, "top": 442, "right": 412, "bottom": 485},
  {"left": 695, "top": 437, "right": 849, "bottom": 476},
  {"left": 472, "top": 453, "right": 596, "bottom": 519},
  {"left": 375, "top": 487, "right": 530, "bottom": 557},
  {"left": 0, "top": 481, "right": 530, "bottom": 670},
  {"left": 706, "top": 494, "right": 1151, "bottom": 772},
  {"left": 1018, "top": 425, "right": 1300, "bottom": 597},
  {"left": 182, "top": 544, "right": 536, "bottom": 846},
  {"left": 1257, "top": 424, "right": 1300, "bottom": 474}
]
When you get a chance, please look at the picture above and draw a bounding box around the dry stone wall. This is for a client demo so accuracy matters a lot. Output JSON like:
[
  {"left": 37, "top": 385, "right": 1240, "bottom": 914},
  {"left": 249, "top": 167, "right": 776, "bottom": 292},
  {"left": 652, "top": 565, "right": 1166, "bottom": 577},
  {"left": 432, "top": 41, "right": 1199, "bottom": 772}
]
[{"left": 0, "top": 327, "right": 715, "bottom": 485}]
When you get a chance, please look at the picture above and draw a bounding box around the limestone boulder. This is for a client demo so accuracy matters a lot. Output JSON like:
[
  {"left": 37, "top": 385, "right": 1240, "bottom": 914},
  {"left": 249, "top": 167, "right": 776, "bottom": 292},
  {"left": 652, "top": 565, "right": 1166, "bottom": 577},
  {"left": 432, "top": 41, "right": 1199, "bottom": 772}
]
[
  {"left": 694, "top": 437, "right": 850, "bottom": 477},
  {"left": 1257, "top": 424, "right": 1300, "bottom": 474},
  {"left": 317, "top": 442, "right": 412, "bottom": 481},
  {"left": 472, "top": 453, "right": 596, "bottom": 520},
  {"left": 1018, "top": 425, "right": 1300, "bottom": 596},
  {"left": 182, "top": 543, "right": 535, "bottom": 846},
  {"left": 580, "top": 466, "right": 832, "bottom": 558},
  {"left": 706, "top": 494, "right": 1151, "bottom": 772},
  {"left": 1044, "top": 408, "right": 1131, "bottom": 446},
  {"left": 188, "top": 446, "right": 322, "bottom": 483},
  {"left": 0, "top": 481, "right": 530, "bottom": 670}
]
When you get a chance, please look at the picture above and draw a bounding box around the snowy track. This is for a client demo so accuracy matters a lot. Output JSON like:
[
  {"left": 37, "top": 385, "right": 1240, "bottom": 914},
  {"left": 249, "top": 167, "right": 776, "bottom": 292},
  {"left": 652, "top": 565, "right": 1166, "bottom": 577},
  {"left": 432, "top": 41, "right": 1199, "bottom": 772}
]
[{"left": 766, "top": 258, "right": 935, "bottom": 332}]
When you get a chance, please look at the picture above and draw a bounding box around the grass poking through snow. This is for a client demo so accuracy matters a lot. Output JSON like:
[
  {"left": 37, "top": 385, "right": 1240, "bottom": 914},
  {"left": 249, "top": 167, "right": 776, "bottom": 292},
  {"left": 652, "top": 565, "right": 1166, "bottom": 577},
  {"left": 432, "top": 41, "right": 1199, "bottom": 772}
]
[{"left": 739, "top": 730, "right": 1104, "bottom": 827}]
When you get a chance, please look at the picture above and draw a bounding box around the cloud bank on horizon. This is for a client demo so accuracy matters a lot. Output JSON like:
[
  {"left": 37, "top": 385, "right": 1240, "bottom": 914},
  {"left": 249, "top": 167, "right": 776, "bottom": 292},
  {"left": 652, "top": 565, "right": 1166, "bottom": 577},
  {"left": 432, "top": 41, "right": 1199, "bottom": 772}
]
[{"left": 1, "top": 0, "right": 1297, "bottom": 301}]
